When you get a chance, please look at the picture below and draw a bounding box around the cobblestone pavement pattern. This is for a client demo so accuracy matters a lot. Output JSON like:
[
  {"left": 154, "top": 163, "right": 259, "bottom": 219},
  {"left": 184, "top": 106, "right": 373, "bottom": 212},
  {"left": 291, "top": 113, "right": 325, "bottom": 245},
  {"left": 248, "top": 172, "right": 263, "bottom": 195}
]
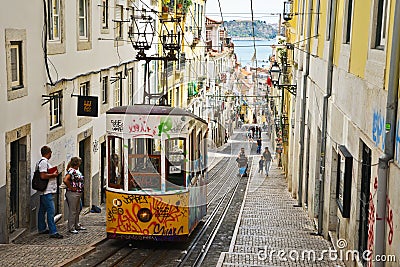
[{"left": 216, "top": 143, "right": 345, "bottom": 267}]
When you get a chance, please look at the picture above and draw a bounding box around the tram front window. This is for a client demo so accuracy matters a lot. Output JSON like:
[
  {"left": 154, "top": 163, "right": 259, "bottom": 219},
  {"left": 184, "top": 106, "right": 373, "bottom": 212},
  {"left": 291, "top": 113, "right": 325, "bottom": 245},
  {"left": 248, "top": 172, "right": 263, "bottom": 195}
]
[
  {"left": 166, "top": 138, "right": 186, "bottom": 190},
  {"left": 127, "top": 138, "right": 161, "bottom": 191}
]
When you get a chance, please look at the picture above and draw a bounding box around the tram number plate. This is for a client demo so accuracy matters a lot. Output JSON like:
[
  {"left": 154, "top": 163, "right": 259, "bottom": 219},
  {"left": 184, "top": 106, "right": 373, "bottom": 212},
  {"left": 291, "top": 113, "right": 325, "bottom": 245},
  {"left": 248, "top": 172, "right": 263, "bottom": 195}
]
[{"left": 169, "top": 165, "right": 181, "bottom": 174}]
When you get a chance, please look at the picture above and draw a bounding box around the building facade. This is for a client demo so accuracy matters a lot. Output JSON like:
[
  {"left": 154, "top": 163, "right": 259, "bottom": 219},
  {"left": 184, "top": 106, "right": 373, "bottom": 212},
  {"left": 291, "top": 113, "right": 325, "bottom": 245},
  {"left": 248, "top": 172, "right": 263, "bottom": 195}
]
[
  {"left": 0, "top": 0, "right": 159, "bottom": 243},
  {"left": 286, "top": 0, "right": 400, "bottom": 265}
]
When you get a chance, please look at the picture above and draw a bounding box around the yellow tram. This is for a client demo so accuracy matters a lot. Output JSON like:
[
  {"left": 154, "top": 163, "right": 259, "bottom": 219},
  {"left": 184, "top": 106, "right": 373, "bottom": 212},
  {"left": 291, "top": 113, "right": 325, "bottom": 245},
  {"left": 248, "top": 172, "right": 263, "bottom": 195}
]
[{"left": 105, "top": 105, "right": 208, "bottom": 241}]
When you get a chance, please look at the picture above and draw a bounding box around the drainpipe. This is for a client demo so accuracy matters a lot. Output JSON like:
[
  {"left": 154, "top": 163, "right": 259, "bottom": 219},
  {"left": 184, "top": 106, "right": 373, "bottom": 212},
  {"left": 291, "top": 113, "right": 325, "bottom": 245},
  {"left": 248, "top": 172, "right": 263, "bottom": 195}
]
[
  {"left": 297, "top": 0, "right": 313, "bottom": 206},
  {"left": 317, "top": 0, "right": 337, "bottom": 235},
  {"left": 375, "top": 0, "right": 400, "bottom": 264}
]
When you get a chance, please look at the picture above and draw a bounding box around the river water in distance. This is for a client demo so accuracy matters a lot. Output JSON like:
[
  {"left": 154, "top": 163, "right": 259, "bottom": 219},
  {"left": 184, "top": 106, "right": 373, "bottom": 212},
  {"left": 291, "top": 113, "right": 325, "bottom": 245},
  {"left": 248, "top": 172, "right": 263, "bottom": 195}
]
[{"left": 232, "top": 39, "right": 275, "bottom": 68}]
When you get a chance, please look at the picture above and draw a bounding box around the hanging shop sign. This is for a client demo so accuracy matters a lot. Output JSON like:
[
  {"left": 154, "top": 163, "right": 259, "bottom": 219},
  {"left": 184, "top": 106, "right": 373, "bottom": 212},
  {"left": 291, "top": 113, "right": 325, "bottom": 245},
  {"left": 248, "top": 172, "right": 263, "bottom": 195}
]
[{"left": 77, "top": 96, "right": 98, "bottom": 117}]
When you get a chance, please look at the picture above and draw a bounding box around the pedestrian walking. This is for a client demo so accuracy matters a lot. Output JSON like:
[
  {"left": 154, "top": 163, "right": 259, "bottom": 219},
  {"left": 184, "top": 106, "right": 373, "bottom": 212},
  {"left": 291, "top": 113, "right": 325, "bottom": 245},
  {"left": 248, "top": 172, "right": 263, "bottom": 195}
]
[
  {"left": 37, "top": 146, "right": 63, "bottom": 239},
  {"left": 256, "top": 137, "right": 262, "bottom": 154},
  {"left": 258, "top": 156, "right": 265, "bottom": 173},
  {"left": 262, "top": 147, "right": 272, "bottom": 176},
  {"left": 63, "top": 157, "right": 86, "bottom": 234},
  {"left": 236, "top": 148, "right": 249, "bottom": 177}
]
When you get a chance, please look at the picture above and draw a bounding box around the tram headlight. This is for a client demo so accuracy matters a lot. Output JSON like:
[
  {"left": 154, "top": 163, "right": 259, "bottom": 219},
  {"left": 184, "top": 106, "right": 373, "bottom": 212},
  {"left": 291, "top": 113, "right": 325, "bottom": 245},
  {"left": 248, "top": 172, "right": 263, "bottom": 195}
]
[{"left": 137, "top": 208, "right": 152, "bottom": 222}]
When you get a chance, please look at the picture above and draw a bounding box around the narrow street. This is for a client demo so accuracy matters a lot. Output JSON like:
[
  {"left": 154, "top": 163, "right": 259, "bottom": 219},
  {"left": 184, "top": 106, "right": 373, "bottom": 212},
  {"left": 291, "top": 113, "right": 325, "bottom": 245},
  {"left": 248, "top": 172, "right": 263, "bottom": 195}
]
[{"left": 0, "top": 129, "right": 344, "bottom": 266}]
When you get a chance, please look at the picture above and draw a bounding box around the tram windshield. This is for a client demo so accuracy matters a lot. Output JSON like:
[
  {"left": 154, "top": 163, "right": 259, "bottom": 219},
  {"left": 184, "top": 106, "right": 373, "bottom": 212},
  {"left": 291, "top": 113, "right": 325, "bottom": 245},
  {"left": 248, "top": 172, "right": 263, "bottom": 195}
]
[
  {"left": 107, "top": 136, "right": 188, "bottom": 192},
  {"left": 127, "top": 138, "right": 162, "bottom": 191}
]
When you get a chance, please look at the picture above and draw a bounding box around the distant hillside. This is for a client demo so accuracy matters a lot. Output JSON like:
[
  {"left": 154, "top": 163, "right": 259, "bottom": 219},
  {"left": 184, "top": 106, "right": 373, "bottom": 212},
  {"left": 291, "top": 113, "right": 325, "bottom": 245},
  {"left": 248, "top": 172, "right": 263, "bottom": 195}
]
[{"left": 224, "top": 20, "right": 278, "bottom": 40}]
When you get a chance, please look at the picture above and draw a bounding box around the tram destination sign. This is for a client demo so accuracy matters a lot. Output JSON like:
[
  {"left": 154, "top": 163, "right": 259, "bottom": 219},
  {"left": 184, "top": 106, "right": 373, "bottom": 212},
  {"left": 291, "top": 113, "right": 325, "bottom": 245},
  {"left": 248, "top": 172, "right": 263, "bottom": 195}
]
[{"left": 77, "top": 96, "right": 99, "bottom": 117}]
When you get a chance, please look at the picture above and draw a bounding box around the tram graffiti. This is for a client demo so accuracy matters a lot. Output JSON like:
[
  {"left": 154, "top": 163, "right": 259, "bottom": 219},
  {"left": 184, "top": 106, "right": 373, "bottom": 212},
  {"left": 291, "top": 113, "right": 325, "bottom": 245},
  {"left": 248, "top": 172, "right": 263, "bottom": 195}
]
[{"left": 106, "top": 191, "right": 189, "bottom": 236}]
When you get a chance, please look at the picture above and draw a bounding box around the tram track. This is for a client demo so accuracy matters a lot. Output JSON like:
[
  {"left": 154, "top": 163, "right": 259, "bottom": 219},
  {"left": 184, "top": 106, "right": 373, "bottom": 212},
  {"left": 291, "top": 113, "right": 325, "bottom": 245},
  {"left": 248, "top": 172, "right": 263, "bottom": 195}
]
[{"left": 177, "top": 157, "right": 251, "bottom": 267}]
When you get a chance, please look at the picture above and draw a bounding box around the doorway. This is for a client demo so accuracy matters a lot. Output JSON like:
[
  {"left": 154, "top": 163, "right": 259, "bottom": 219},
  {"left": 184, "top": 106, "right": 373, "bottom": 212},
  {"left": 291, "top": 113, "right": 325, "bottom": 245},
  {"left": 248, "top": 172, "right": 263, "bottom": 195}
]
[
  {"left": 9, "top": 138, "right": 27, "bottom": 233},
  {"left": 79, "top": 137, "right": 91, "bottom": 207},
  {"left": 358, "top": 143, "right": 371, "bottom": 261}
]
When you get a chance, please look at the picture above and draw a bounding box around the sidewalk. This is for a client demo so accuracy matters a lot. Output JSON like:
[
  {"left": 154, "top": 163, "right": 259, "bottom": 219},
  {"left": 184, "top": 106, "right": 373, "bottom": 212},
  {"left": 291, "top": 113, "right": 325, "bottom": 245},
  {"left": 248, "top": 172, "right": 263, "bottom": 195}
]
[
  {"left": 216, "top": 146, "right": 345, "bottom": 266},
  {"left": 0, "top": 208, "right": 106, "bottom": 267}
]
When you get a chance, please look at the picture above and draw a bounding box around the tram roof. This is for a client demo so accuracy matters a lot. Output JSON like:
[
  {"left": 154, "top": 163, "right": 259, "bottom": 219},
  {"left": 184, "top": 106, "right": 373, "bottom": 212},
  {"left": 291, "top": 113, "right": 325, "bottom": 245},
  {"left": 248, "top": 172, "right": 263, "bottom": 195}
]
[{"left": 106, "top": 105, "right": 207, "bottom": 124}]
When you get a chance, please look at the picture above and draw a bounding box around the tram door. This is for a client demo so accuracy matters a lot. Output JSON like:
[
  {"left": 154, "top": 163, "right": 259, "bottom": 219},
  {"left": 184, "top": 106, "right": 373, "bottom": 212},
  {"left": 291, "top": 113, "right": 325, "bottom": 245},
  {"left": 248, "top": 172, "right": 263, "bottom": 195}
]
[{"left": 9, "top": 139, "right": 27, "bottom": 233}]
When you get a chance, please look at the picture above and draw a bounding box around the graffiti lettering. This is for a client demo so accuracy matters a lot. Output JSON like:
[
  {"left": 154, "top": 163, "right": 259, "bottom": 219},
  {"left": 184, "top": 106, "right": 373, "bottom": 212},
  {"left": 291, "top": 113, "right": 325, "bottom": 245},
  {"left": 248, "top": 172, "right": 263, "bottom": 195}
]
[
  {"left": 367, "top": 192, "right": 375, "bottom": 267},
  {"left": 152, "top": 197, "right": 184, "bottom": 225},
  {"left": 386, "top": 196, "right": 394, "bottom": 246},
  {"left": 367, "top": 177, "right": 378, "bottom": 267},
  {"left": 372, "top": 111, "right": 385, "bottom": 150},
  {"left": 122, "top": 194, "right": 149, "bottom": 204},
  {"left": 128, "top": 118, "right": 157, "bottom": 137},
  {"left": 153, "top": 224, "right": 184, "bottom": 235},
  {"left": 111, "top": 119, "right": 124, "bottom": 132},
  {"left": 93, "top": 140, "right": 99, "bottom": 153}
]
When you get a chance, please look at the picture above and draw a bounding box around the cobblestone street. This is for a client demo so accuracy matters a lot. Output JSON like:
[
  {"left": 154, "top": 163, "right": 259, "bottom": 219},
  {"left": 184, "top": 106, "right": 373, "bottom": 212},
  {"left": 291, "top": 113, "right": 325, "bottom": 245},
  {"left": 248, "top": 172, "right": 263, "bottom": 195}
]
[{"left": 217, "top": 153, "right": 345, "bottom": 266}]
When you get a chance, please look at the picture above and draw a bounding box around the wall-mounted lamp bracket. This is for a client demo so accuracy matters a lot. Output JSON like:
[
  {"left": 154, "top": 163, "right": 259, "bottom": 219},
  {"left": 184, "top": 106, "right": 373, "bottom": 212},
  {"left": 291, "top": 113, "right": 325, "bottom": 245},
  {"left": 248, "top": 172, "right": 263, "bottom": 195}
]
[{"left": 278, "top": 84, "right": 297, "bottom": 96}]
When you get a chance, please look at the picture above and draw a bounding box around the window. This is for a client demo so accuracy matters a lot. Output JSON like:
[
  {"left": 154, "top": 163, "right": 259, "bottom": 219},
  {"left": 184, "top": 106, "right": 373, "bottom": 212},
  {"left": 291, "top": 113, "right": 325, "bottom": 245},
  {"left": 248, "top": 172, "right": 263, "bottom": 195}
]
[
  {"left": 10, "top": 42, "right": 23, "bottom": 89},
  {"left": 166, "top": 138, "right": 186, "bottom": 189},
  {"left": 375, "top": 0, "right": 389, "bottom": 49},
  {"left": 300, "top": 0, "right": 306, "bottom": 35},
  {"left": 79, "top": 0, "right": 88, "bottom": 39},
  {"left": 102, "top": 76, "right": 108, "bottom": 104},
  {"left": 48, "top": 0, "right": 61, "bottom": 41},
  {"left": 314, "top": 0, "right": 321, "bottom": 36},
  {"left": 50, "top": 91, "right": 62, "bottom": 128},
  {"left": 206, "top": 30, "right": 211, "bottom": 41},
  {"left": 326, "top": 0, "right": 333, "bottom": 40},
  {"left": 80, "top": 81, "right": 90, "bottom": 96},
  {"left": 101, "top": 0, "right": 109, "bottom": 29},
  {"left": 127, "top": 138, "right": 162, "bottom": 191},
  {"left": 108, "top": 136, "right": 124, "bottom": 189},
  {"left": 344, "top": 0, "right": 354, "bottom": 44},
  {"left": 114, "top": 72, "right": 122, "bottom": 106},
  {"left": 127, "top": 68, "right": 134, "bottom": 105},
  {"left": 115, "top": 5, "right": 123, "bottom": 40}
]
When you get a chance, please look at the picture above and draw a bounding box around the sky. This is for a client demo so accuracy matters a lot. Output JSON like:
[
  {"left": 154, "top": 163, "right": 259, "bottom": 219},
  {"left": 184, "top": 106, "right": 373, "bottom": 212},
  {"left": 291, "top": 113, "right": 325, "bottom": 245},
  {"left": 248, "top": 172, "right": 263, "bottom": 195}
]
[{"left": 205, "top": 0, "right": 285, "bottom": 24}]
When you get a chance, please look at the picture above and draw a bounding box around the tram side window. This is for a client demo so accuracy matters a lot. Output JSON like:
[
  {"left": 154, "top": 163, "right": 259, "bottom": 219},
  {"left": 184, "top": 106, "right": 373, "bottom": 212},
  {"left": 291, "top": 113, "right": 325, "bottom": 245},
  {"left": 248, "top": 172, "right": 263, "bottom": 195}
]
[
  {"left": 166, "top": 138, "right": 186, "bottom": 190},
  {"left": 108, "top": 136, "right": 124, "bottom": 189},
  {"left": 127, "top": 138, "right": 162, "bottom": 191}
]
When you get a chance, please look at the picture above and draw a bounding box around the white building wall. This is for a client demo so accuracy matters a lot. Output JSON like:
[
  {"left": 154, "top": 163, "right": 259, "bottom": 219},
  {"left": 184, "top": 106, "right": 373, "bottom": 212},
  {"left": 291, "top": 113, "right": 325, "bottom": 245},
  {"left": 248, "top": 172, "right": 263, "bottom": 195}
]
[{"left": 0, "top": 0, "right": 155, "bottom": 243}]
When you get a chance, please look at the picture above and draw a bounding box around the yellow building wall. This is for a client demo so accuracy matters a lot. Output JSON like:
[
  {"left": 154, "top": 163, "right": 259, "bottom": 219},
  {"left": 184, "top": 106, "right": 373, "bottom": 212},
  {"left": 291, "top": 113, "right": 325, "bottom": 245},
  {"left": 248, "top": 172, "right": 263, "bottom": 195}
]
[
  {"left": 333, "top": 0, "right": 344, "bottom": 65},
  {"left": 317, "top": 0, "right": 328, "bottom": 57},
  {"left": 349, "top": 0, "right": 371, "bottom": 77}
]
